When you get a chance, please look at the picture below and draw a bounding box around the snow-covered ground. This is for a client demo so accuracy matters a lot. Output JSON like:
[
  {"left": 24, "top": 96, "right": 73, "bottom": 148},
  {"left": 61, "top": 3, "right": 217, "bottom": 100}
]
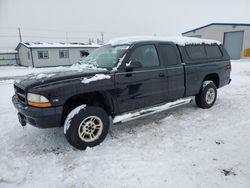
[{"left": 0, "top": 60, "right": 250, "bottom": 188}]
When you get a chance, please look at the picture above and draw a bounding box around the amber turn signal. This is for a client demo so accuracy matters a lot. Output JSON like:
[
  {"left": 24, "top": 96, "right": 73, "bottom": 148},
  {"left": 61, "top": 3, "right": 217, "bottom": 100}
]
[{"left": 28, "top": 101, "right": 52, "bottom": 108}]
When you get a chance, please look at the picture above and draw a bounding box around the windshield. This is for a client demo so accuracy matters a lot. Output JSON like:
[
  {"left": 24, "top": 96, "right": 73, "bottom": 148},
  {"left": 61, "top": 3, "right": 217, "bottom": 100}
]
[{"left": 80, "top": 44, "right": 130, "bottom": 69}]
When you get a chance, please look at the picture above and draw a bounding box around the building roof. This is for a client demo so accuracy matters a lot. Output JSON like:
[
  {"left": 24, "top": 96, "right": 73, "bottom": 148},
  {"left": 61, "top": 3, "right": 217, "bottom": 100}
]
[
  {"left": 16, "top": 42, "right": 101, "bottom": 50},
  {"left": 107, "top": 36, "right": 221, "bottom": 46},
  {"left": 182, "top": 23, "right": 250, "bottom": 35}
]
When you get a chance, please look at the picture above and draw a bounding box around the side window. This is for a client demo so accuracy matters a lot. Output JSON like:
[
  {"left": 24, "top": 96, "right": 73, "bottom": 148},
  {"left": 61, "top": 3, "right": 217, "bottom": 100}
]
[
  {"left": 59, "top": 50, "right": 69, "bottom": 58},
  {"left": 205, "top": 45, "right": 222, "bottom": 58},
  {"left": 185, "top": 45, "right": 206, "bottom": 59},
  {"left": 129, "top": 45, "right": 160, "bottom": 68},
  {"left": 159, "top": 44, "right": 179, "bottom": 66},
  {"left": 37, "top": 51, "right": 49, "bottom": 59}
]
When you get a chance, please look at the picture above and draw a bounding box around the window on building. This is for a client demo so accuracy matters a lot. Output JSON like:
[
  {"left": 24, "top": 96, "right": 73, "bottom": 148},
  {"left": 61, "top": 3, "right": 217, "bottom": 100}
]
[
  {"left": 80, "top": 50, "right": 89, "bottom": 58},
  {"left": 59, "top": 50, "right": 69, "bottom": 58},
  {"left": 205, "top": 45, "right": 222, "bottom": 58},
  {"left": 128, "top": 45, "right": 160, "bottom": 68},
  {"left": 185, "top": 45, "right": 206, "bottom": 59},
  {"left": 27, "top": 52, "right": 31, "bottom": 60},
  {"left": 37, "top": 51, "right": 49, "bottom": 59}
]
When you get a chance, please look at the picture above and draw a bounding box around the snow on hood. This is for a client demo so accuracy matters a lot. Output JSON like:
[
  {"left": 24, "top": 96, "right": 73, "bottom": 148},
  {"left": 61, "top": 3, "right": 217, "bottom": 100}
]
[
  {"left": 27, "top": 73, "right": 56, "bottom": 80},
  {"left": 70, "top": 63, "right": 107, "bottom": 72},
  {"left": 24, "top": 63, "right": 107, "bottom": 81},
  {"left": 107, "top": 36, "right": 221, "bottom": 46},
  {"left": 81, "top": 74, "right": 111, "bottom": 84}
]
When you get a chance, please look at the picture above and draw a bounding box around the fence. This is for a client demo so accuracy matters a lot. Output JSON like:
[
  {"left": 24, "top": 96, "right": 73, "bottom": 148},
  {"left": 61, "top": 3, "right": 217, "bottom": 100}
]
[{"left": 0, "top": 51, "right": 19, "bottom": 66}]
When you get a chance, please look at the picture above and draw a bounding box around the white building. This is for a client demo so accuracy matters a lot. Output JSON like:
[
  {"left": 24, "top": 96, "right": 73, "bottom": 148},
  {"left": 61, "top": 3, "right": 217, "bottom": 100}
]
[
  {"left": 16, "top": 42, "right": 100, "bottom": 67},
  {"left": 182, "top": 23, "right": 250, "bottom": 59}
]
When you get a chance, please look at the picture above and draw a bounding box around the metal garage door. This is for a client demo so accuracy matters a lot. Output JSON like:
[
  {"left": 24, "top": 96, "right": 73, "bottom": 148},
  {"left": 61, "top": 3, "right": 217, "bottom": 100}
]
[{"left": 224, "top": 31, "right": 244, "bottom": 59}]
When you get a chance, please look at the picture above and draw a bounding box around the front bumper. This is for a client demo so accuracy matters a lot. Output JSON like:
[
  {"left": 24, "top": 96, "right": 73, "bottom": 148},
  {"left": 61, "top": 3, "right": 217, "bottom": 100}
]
[{"left": 12, "top": 95, "right": 63, "bottom": 128}]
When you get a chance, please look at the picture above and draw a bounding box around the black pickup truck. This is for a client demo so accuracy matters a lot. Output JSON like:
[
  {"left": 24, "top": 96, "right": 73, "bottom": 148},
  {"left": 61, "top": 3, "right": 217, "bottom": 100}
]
[{"left": 12, "top": 37, "right": 231, "bottom": 149}]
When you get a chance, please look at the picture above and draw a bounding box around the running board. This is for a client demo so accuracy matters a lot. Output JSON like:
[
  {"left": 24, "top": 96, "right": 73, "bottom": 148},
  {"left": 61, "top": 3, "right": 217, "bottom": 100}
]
[{"left": 113, "top": 98, "right": 192, "bottom": 124}]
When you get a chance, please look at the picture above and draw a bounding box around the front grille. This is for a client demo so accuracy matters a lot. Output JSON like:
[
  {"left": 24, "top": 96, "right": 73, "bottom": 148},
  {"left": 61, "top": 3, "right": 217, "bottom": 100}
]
[{"left": 14, "top": 84, "right": 26, "bottom": 104}]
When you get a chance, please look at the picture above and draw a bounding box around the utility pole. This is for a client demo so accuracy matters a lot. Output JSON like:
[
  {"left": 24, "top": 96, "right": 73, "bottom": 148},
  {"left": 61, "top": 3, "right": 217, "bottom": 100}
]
[
  {"left": 18, "top": 27, "right": 22, "bottom": 42},
  {"left": 101, "top": 32, "right": 104, "bottom": 44},
  {"left": 65, "top": 31, "right": 69, "bottom": 42}
]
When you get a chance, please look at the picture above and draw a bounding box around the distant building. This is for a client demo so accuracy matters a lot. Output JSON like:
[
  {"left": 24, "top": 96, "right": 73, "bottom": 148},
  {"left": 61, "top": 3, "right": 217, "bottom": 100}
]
[
  {"left": 0, "top": 50, "right": 18, "bottom": 66},
  {"left": 16, "top": 42, "right": 101, "bottom": 67},
  {"left": 182, "top": 23, "right": 250, "bottom": 59}
]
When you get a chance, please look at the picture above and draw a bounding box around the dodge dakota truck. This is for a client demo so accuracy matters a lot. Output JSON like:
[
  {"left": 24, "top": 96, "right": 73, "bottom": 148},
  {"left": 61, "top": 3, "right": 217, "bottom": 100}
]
[{"left": 12, "top": 36, "right": 231, "bottom": 149}]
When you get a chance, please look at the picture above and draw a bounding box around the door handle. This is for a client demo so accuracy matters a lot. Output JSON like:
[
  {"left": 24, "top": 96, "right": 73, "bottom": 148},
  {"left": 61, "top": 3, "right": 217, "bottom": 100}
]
[{"left": 158, "top": 73, "right": 165, "bottom": 78}]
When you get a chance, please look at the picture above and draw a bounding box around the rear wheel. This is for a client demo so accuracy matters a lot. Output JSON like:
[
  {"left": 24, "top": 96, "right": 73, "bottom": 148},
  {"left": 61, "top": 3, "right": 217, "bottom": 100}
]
[
  {"left": 195, "top": 81, "right": 217, "bottom": 109},
  {"left": 64, "top": 106, "right": 109, "bottom": 150}
]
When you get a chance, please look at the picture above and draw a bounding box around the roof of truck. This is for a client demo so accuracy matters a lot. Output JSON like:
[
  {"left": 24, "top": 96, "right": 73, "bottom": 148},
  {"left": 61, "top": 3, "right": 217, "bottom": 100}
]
[{"left": 107, "top": 36, "right": 221, "bottom": 46}]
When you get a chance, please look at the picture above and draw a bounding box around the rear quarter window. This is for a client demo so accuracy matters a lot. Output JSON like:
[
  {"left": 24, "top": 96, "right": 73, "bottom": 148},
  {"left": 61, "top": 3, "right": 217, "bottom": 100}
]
[
  {"left": 185, "top": 45, "right": 206, "bottom": 59},
  {"left": 205, "top": 45, "right": 222, "bottom": 58}
]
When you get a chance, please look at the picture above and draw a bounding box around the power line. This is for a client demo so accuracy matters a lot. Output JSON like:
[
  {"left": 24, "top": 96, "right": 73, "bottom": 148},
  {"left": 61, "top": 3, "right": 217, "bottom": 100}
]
[
  {"left": 21, "top": 27, "right": 103, "bottom": 34},
  {"left": 0, "top": 34, "right": 90, "bottom": 39},
  {"left": 0, "top": 26, "right": 152, "bottom": 36}
]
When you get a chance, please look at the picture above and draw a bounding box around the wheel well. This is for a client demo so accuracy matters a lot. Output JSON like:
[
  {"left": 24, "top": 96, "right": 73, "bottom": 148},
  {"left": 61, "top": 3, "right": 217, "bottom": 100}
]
[
  {"left": 61, "top": 92, "right": 114, "bottom": 125},
  {"left": 203, "top": 73, "right": 220, "bottom": 88}
]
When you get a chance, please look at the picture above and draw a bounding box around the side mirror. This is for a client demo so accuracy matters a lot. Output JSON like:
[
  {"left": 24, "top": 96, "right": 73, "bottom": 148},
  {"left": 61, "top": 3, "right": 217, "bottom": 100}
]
[{"left": 125, "top": 60, "right": 142, "bottom": 71}]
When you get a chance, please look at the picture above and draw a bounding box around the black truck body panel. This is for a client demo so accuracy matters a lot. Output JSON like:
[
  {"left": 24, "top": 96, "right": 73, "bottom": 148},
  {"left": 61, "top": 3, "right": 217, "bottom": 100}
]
[{"left": 12, "top": 40, "right": 231, "bottom": 128}]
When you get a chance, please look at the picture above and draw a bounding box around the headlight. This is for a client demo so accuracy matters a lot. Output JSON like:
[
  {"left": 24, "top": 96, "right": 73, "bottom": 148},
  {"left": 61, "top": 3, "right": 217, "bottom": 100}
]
[{"left": 27, "top": 93, "right": 52, "bottom": 108}]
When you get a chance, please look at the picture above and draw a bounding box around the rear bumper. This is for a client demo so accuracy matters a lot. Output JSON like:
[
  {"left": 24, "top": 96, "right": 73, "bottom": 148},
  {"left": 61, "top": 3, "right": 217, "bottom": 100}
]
[
  {"left": 219, "top": 76, "right": 231, "bottom": 88},
  {"left": 12, "top": 95, "right": 63, "bottom": 128}
]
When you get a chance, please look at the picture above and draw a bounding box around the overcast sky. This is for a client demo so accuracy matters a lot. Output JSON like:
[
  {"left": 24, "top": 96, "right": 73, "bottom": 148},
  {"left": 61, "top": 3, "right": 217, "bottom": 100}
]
[{"left": 0, "top": 0, "right": 249, "bottom": 49}]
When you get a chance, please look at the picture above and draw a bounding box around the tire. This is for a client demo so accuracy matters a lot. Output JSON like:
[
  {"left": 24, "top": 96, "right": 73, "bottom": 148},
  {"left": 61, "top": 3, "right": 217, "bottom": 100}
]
[
  {"left": 64, "top": 106, "right": 110, "bottom": 150},
  {"left": 195, "top": 81, "right": 217, "bottom": 109}
]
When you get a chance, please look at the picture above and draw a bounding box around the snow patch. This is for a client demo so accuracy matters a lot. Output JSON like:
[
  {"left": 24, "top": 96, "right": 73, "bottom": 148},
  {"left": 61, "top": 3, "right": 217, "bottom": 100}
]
[
  {"left": 26, "top": 73, "right": 56, "bottom": 80},
  {"left": 125, "top": 60, "right": 132, "bottom": 67},
  {"left": 21, "top": 42, "right": 101, "bottom": 48},
  {"left": 35, "top": 73, "right": 55, "bottom": 79},
  {"left": 107, "top": 36, "right": 221, "bottom": 46},
  {"left": 203, "top": 80, "right": 213, "bottom": 89},
  {"left": 112, "top": 54, "right": 126, "bottom": 71},
  {"left": 70, "top": 63, "right": 107, "bottom": 72},
  {"left": 81, "top": 74, "right": 111, "bottom": 84},
  {"left": 64, "top": 104, "right": 86, "bottom": 134},
  {"left": 11, "top": 63, "right": 107, "bottom": 82}
]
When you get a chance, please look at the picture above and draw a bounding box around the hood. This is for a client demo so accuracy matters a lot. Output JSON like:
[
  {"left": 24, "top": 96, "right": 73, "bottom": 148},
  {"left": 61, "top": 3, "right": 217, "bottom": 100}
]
[{"left": 14, "top": 65, "right": 109, "bottom": 89}]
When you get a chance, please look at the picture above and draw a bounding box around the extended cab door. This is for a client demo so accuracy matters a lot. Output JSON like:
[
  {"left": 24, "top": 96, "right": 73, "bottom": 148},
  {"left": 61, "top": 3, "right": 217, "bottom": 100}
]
[
  {"left": 157, "top": 43, "right": 185, "bottom": 101},
  {"left": 115, "top": 43, "right": 167, "bottom": 113}
]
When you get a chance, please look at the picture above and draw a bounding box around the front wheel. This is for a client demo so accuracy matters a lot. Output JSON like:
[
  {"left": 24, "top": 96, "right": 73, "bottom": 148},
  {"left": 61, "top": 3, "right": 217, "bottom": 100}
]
[
  {"left": 64, "top": 106, "right": 110, "bottom": 150},
  {"left": 195, "top": 81, "right": 217, "bottom": 109}
]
